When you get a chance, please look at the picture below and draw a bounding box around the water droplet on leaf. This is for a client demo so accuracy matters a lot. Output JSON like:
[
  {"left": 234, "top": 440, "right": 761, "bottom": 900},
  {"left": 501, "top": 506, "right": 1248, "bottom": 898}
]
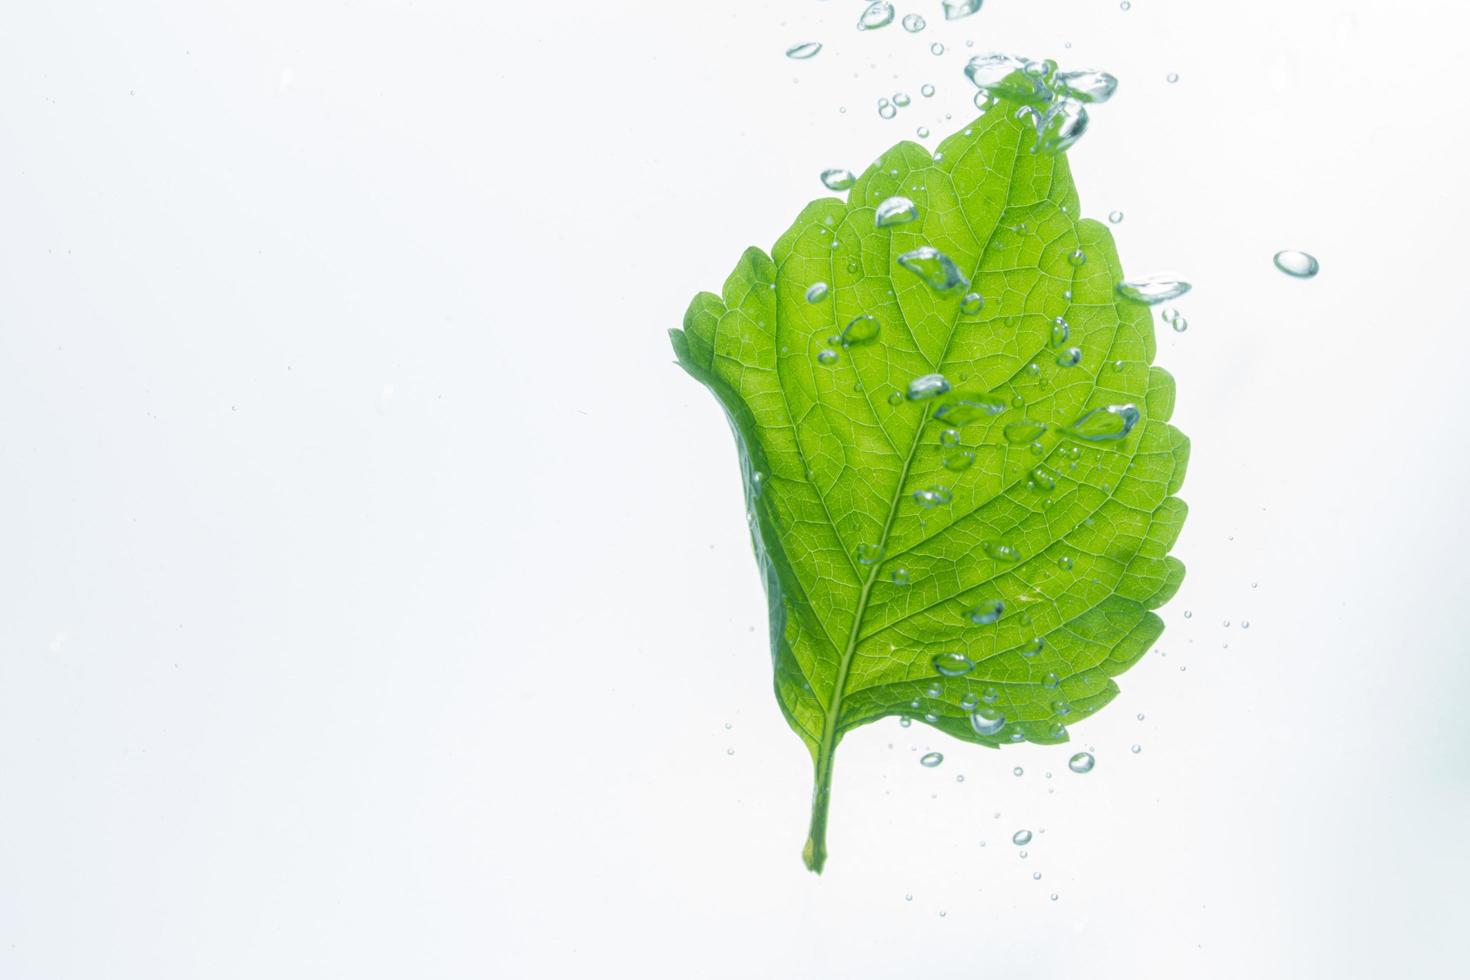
[
  {"left": 982, "top": 541, "right": 1021, "bottom": 563},
  {"left": 933, "top": 651, "right": 975, "bottom": 676},
  {"left": 875, "top": 196, "right": 919, "bottom": 227},
  {"left": 907, "top": 373, "right": 952, "bottom": 400},
  {"left": 898, "top": 246, "right": 970, "bottom": 291},
  {"left": 970, "top": 708, "right": 1005, "bottom": 736},
  {"left": 841, "top": 314, "right": 881, "bottom": 346},
  {"left": 1004, "top": 420, "right": 1047, "bottom": 443},
  {"left": 1116, "top": 275, "right": 1192, "bottom": 305},
  {"left": 966, "top": 599, "right": 1004, "bottom": 625},
  {"left": 914, "top": 486, "right": 953, "bottom": 508},
  {"left": 1053, "top": 69, "right": 1118, "bottom": 104},
  {"left": 1061, "top": 404, "right": 1139, "bottom": 442},
  {"left": 934, "top": 392, "right": 1006, "bottom": 423}
]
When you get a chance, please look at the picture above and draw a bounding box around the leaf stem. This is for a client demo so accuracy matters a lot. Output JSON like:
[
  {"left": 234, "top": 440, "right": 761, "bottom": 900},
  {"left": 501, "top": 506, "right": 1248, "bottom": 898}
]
[
  {"left": 802, "top": 566, "right": 879, "bottom": 874},
  {"left": 802, "top": 749, "right": 834, "bottom": 873},
  {"left": 802, "top": 407, "right": 931, "bottom": 873}
]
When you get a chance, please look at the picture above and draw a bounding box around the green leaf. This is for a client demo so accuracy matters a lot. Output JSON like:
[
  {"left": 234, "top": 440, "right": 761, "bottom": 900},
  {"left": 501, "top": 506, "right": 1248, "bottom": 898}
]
[{"left": 670, "top": 107, "right": 1189, "bottom": 873}]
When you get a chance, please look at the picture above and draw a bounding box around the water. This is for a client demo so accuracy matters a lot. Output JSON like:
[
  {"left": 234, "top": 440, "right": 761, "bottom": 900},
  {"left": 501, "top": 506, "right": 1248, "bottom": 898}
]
[
  {"left": 933, "top": 393, "right": 1006, "bottom": 423},
  {"left": 913, "top": 486, "right": 953, "bottom": 507},
  {"left": 820, "top": 167, "right": 856, "bottom": 191},
  {"left": 1116, "top": 275, "right": 1192, "bottom": 304},
  {"left": 965, "top": 54, "right": 1113, "bottom": 154},
  {"left": 966, "top": 600, "right": 1004, "bottom": 625},
  {"left": 1274, "top": 249, "right": 1320, "bottom": 278},
  {"left": 969, "top": 708, "right": 1006, "bottom": 736},
  {"left": 906, "top": 373, "right": 951, "bottom": 400},
  {"left": 981, "top": 541, "right": 1022, "bottom": 563},
  {"left": 932, "top": 651, "right": 974, "bottom": 676},
  {"left": 1054, "top": 69, "right": 1118, "bottom": 104},
  {"left": 1004, "top": 420, "right": 1047, "bottom": 443},
  {"left": 839, "top": 314, "right": 881, "bottom": 346},
  {"left": 898, "top": 246, "right": 968, "bottom": 291},
  {"left": 857, "top": 2, "right": 895, "bottom": 31},
  {"left": 1061, "top": 404, "right": 1140, "bottom": 442},
  {"left": 874, "top": 196, "right": 919, "bottom": 227},
  {"left": 18, "top": 4, "right": 1468, "bottom": 980}
]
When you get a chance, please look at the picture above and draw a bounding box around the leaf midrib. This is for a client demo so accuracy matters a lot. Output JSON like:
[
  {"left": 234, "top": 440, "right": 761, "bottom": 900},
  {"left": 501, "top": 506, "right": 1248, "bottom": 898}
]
[{"left": 815, "top": 133, "right": 1027, "bottom": 746}]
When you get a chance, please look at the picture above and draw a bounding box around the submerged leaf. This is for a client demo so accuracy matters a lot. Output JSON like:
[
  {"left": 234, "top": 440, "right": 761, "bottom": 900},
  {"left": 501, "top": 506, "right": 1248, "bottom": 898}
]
[{"left": 669, "top": 107, "right": 1189, "bottom": 873}]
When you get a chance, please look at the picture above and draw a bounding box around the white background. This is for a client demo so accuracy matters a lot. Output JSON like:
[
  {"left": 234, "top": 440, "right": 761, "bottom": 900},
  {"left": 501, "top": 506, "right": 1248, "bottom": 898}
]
[{"left": 2, "top": 1, "right": 1467, "bottom": 977}]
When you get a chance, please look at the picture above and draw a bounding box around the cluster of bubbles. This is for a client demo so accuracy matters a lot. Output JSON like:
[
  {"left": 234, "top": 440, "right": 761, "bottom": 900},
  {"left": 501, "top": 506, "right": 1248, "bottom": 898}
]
[
  {"left": 785, "top": 0, "right": 979, "bottom": 58},
  {"left": 964, "top": 54, "right": 1116, "bottom": 154}
]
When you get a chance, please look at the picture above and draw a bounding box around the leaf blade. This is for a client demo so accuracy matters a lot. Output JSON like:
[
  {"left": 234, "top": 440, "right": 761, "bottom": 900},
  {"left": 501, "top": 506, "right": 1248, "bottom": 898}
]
[{"left": 672, "top": 106, "right": 1189, "bottom": 871}]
